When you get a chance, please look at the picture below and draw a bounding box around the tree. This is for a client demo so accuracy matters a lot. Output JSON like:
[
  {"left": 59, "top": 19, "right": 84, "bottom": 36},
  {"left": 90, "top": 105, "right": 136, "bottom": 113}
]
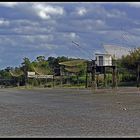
[
  {"left": 36, "top": 56, "right": 45, "bottom": 63},
  {"left": 20, "top": 57, "right": 34, "bottom": 86},
  {"left": 121, "top": 48, "right": 140, "bottom": 72},
  {"left": 21, "top": 57, "right": 33, "bottom": 72},
  {"left": 119, "top": 48, "right": 140, "bottom": 82}
]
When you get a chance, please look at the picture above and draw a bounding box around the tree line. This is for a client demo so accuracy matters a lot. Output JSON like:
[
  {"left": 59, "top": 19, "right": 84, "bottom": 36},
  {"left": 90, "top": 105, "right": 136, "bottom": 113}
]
[
  {"left": 0, "top": 47, "right": 140, "bottom": 88},
  {"left": 0, "top": 56, "right": 85, "bottom": 87}
]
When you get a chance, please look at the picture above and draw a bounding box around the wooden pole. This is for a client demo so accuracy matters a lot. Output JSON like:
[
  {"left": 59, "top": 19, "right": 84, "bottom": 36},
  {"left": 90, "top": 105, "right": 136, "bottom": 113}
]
[
  {"left": 96, "top": 73, "right": 99, "bottom": 87},
  {"left": 53, "top": 68, "right": 55, "bottom": 88},
  {"left": 74, "top": 71, "right": 79, "bottom": 87},
  {"left": 85, "top": 61, "right": 89, "bottom": 88},
  {"left": 91, "top": 60, "right": 96, "bottom": 91},
  {"left": 112, "top": 66, "right": 117, "bottom": 89},
  {"left": 137, "top": 63, "right": 140, "bottom": 88},
  {"left": 25, "top": 72, "right": 28, "bottom": 88},
  {"left": 85, "top": 67, "right": 88, "bottom": 88},
  {"left": 45, "top": 78, "right": 47, "bottom": 88},
  {"left": 60, "top": 67, "right": 63, "bottom": 87},
  {"left": 52, "top": 75, "right": 55, "bottom": 88},
  {"left": 104, "top": 66, "right": 107, "bottom": 88}
]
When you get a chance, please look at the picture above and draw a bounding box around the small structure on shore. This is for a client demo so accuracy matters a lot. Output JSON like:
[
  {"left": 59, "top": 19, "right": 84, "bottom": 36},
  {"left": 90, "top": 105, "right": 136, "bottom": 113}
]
[{"left": 95, "top": 53, "right": 112, "bottom": 66}]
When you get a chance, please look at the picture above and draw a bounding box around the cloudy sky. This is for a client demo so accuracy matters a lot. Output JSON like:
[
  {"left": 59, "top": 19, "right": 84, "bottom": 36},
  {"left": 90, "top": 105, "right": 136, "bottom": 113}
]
[{"left": 0, "top": 2, "right": 140, "bottom": 69}]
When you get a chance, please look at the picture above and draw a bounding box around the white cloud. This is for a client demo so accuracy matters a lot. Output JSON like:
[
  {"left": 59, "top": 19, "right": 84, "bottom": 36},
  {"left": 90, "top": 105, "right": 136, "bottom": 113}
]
[
  {"left": 95, "top": 19, "right": 105, "bottom": 26},
  {"left": 77, "top": 7, "right": 87, "bottom": 16},
  {"left": 73, "top": 19, "right": 107, "bottom": 31},
  {"left": 107, "top": 9, "right": 126, "bottom": 18},
  {"left": 62, "top": 32, "right": 79, "bottom": 41},
  {"left": 0, "top": 18, "right": 9, "bottom": 26},
  {"left": 94, "top": 2, "right": 122, "bottom": 4},
  {"left": 69, "top": 32, "right": 76, "bottom": 39},
  {"left": 85, "top": 4, "right": 127, "bottom": 19},
  {"left": 33, "top": 3, "right": 64, "bottom": 20},
  {"left": 24, "top": 35, "right": 54, "bottom": 44},
  {"left": 12, "top": 19, "right": 39, "bottom": 26},
  {"left": 0, "top": 2, "right": 19, "bottom": 7},
  {"left": 39, "top": 10, "right": 50, "bottom": 20},
  {"left": 0, "top": 37, "right": 16, "bottom": 46},
  {"left": 34, "top": 44, "right": 59, "bottom": 51},
  {"left": 126, "top": 2, "right": 140, "bottom": 8},
  {"left": 12, "top": 25, "right": 54, "bottom": 34}
]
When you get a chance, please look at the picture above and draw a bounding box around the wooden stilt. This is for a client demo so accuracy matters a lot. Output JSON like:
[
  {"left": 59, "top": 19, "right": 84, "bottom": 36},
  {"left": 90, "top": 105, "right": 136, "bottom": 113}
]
[
  {"left": 112, "top": 66, "right": 117, "bottom": 89},
  {"left": 91, "top": 61, "right": 96, "bottom": 92}
]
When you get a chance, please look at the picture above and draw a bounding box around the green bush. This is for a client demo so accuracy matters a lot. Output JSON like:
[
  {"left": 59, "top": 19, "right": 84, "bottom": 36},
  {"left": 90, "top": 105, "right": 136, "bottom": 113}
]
[
  {"left": 32, "top": 79, "right": 39, "bottom": 86},
  {"left": 44, "top": 84, "right": 52, "bottom": 88}
]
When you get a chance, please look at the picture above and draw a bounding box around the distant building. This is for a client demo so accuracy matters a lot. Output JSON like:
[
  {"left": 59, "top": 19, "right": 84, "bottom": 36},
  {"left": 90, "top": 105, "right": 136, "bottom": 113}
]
[{"left": 95, "top": 53, "right": 112, "bottom": 66}]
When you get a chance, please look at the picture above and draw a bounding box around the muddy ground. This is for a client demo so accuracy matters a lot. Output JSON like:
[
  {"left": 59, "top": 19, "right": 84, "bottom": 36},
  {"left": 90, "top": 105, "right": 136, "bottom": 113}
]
[{"left": 0, "top": 87, "right": 139, "bottom": 137}]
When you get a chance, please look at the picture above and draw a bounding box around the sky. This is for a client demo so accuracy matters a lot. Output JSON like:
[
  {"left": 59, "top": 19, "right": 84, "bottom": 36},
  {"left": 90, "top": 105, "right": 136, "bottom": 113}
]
[{"left": 0, "top": 2, "right": 140, "bottom": 69}]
